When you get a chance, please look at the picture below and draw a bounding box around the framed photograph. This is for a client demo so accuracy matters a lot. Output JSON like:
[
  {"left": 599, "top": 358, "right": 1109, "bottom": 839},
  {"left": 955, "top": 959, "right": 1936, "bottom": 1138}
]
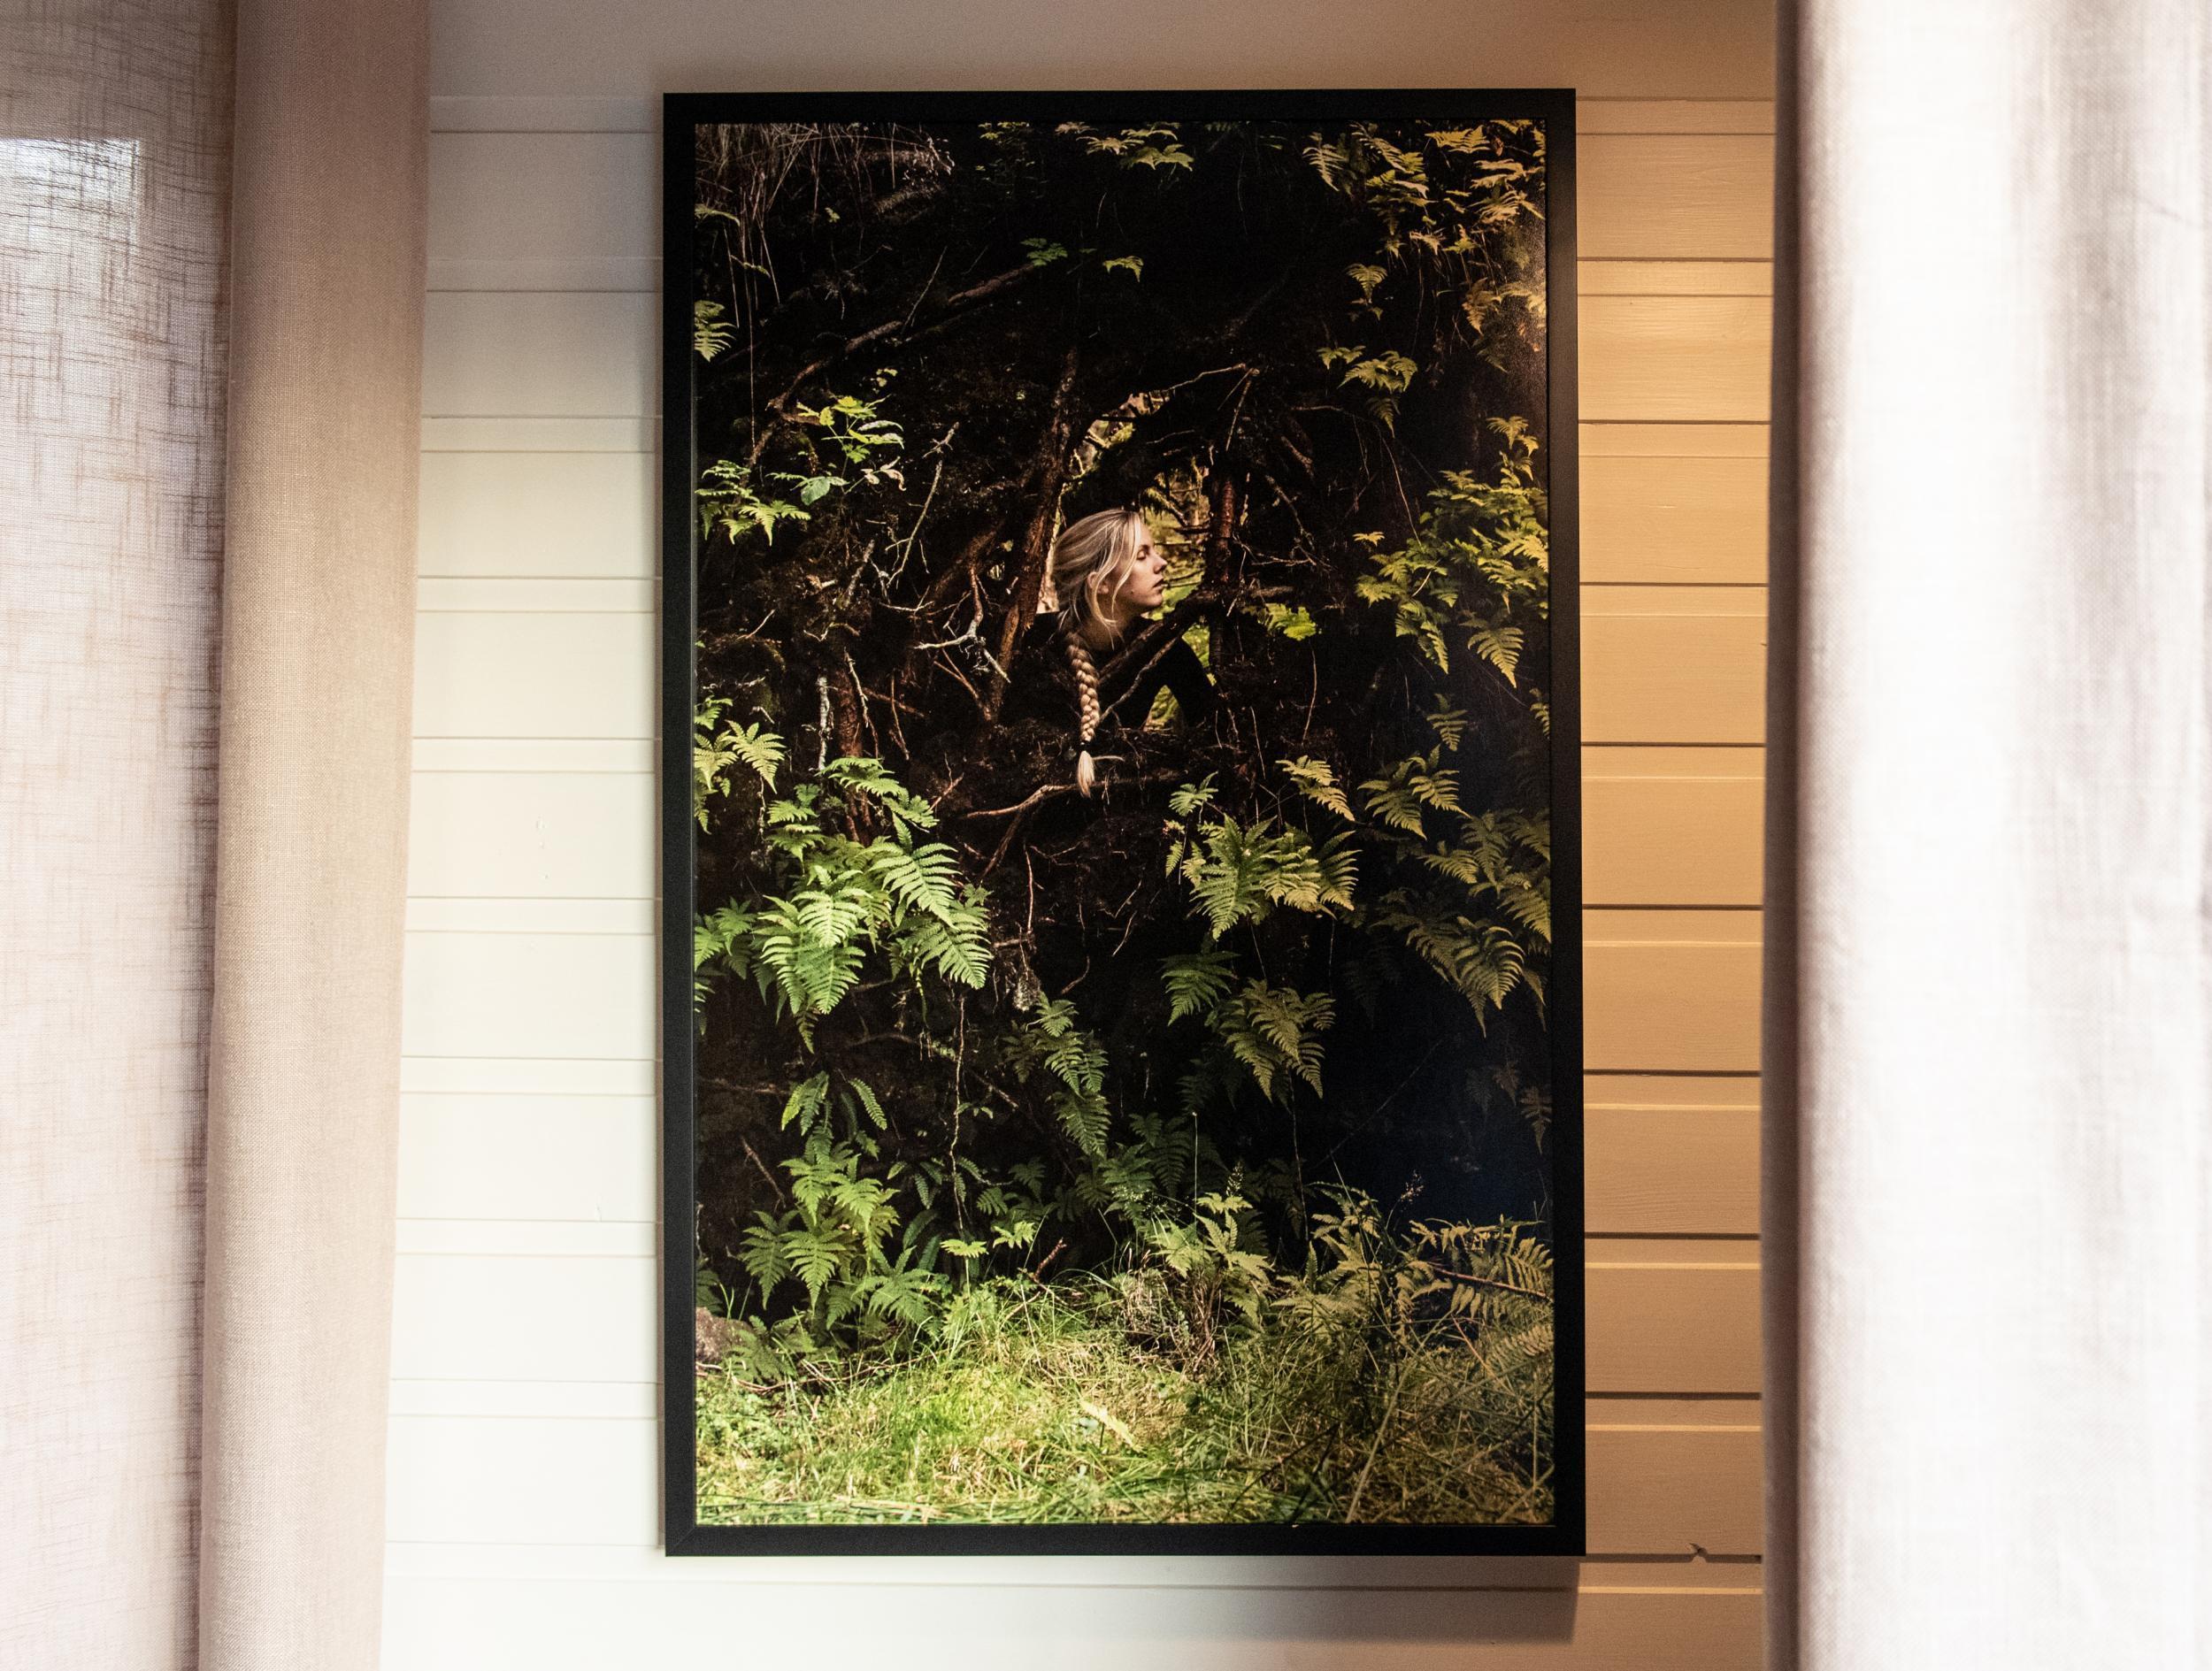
[{"left": 663, "top": 88, "right": 1582, "bottom": 1555}]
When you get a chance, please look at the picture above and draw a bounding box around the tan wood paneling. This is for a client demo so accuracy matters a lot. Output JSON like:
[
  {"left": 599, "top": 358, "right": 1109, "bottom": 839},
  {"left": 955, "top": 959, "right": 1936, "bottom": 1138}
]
[
  {"left": 1582, "top": 421, "right": 1768, "bottom": 458},
  {"left": 1588, "top": 1426, "right": 1763, "bottom": 1554},
  {"left": 1581, "top": 295, "right": 1773, "bottom": 422},
  {"left": 1578, "top": 259, "right": 1773, "bottom": 295},
  {"left": 1589, "top": 1264, "right": 1763, "bottom": 1393},
  {"left": 1581, "top": 452, "right": 1769, "bottom": 584},
  {"left": 1582, "top": 590, "right": 1768, "bottom": 746},
  {"left": 1584, "top": 753, "right": 1764, "bottom": 906},
  {"left": 1579, "top": 134, "right": 1775, "bottom": 258},
  {"left": 1576, "top": 99, "right": 1776, "bottom": 135},
  {"left": 1586, "top": 910, "right": 1763, "bottom": 1073},
  {"left": 1586, "top": 1108, "right": 1761, "bottom": 1235}
]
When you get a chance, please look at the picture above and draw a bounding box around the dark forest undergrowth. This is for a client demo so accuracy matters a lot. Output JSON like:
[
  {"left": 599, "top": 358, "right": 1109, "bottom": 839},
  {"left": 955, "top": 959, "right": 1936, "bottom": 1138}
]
[{"left": 697, "top": 1210, "right": 1553, "bottom": 1527}]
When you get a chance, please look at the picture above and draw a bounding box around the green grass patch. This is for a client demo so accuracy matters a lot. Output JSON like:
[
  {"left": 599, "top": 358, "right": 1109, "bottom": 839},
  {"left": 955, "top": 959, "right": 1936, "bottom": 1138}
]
[{"left": 697, "top": 1275, "right": 1551, "bottom": 1525}]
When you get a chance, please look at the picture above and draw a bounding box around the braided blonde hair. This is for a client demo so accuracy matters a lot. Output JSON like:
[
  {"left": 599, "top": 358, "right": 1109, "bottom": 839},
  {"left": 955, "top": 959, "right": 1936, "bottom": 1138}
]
[{"left": 1048, "top": 507, "right": 1151, "bottom": 795}]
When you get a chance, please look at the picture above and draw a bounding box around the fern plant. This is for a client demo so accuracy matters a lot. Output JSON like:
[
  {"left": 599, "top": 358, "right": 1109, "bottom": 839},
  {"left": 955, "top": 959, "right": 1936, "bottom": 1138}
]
[{"left": 695, "top": 744, "right": 990, "bottom": 1039}]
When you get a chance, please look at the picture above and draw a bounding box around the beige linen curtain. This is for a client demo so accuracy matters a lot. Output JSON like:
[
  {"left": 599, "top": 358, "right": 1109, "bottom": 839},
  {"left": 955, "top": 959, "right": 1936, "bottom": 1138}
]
[
  {"left": 4, "top": 0, "right": 426, "bottom": 1665},
  {"left": 1767, "top": 2, "right": 2211, "bottom": 1667}
]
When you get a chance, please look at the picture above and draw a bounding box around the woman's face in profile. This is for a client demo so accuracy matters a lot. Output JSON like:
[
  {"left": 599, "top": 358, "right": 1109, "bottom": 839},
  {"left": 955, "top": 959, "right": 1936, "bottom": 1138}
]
[{"left": 1120, "top": 529, "right": 1168, "bottom": 611}]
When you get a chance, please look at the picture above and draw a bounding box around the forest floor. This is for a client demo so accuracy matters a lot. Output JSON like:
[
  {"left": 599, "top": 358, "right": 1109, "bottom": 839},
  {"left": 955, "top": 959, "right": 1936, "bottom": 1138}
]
[{"left": 695, "top": 1277, "right": 1552, "bottom": 1526}]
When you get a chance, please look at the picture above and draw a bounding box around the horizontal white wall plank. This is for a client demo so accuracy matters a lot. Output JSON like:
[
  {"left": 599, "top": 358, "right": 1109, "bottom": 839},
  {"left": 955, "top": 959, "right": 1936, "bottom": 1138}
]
[
  {"left": 414, "top": 740, "right": 656, "bottom": 774},
  {"left": 430, "top": 132, "right": 658, "bottom": 262},
  {"left": 409, "top": 772, "right": 656, "bottom": 898},
  {"left": 429, "top": 0, "right": 1776, "bottom": 100},
  {"left": 419, "top": 579, "right": 655, "bottom": 611},
  {"left": 414, "top": 612, "right": 657, "bottom": 740},
  {"left": 422, "top": 293, "right": 656, "bottom": 418},
  {"left": 397, "top": 1093, "right": 657, "bottom": 1222},
  {"left": 430, "top": 96, "right": 654, "bottom": 133},
  {"left": 400, "top": 1057, "right": 657, "bottom": 1096},
  {"left": 402, "top": 931, "right": 657, "bottom": 1061},
  {"left": 388, "top": 1252, "right": 657, "bottom": 1383},
  {"left": 382, "top": 1571, "right": 1756, "bottom": 1671},
  {"left": 419, "top": 451, "right": 657, "bottom": 577},
  {"left": 422, "top": 417, "right": 656, "bottom": 453}
]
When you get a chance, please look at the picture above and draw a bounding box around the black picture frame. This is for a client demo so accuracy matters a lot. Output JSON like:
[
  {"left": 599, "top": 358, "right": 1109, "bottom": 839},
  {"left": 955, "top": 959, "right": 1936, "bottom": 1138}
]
[{"left": 660, "top": 87, "right": 1583, "bottom": 1558}]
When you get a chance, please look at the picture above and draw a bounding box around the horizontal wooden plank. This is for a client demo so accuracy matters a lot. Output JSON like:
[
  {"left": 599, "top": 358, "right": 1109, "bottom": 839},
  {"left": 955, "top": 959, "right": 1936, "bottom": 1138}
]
[
  {"left": 1586, "top": 909, "right": 1762, "bottom": 1074},
  {"left": 1588, "top": 1073, "right": 1757, "bottom": 1106},
  {"left": 419, "top": 451, "right": 656, "bottom": 578},
  {"left": 1580, "top": 423, "right": 1767, "bottom": 460},
  {"left": 397, "top": 1093, "right": 657, "bottom": 1223},
  {"left": 1587, "top": 1426, "right": 1761, "bottom": 1555},
  {"left": 1580, "top": 295, "right": 1771, "bottom": 423},
  {"left": 1579, "top": 134, "right": 1773, "bottom": 259},
  {"left": 380, "top": 1569, "right": 1758, "bottom": 1668},
  {"left": 1584, "top": 759, "right": 1763, "bottom": 906},
  {"left": 1586, "top": 1107, "right": 1760, "bottom": 1235},
  {"left": 1581, "top": 452, "right": 1768, "bottom": 584},
  {"left": 1578, "top": 260, "right": 1771, "bottom": 297},
  {"left": 1581, "top": 588, "right": 1766, "bottom": 746},
  {"left": 1576, "top": 100, "right": 1775, "bottom": 136},
  {"left": 1588, "top": 1264, "right": 1762, "bottom": 1394},
  {"left": 419, "top": 93, "right": 1759, "bottom": 142},
  {"left": 384, "top": 1412, "right": 1755, "bottom": 1555},
  {"left": 396, "top": 1219, "right": 653, "bottom": 1257}
]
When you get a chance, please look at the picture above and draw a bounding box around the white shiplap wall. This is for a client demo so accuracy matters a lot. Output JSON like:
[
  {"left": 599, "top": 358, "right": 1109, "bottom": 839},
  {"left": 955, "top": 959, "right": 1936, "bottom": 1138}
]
[{"left": 393, "top": 4, "right": 1774, "bottom": 1663}]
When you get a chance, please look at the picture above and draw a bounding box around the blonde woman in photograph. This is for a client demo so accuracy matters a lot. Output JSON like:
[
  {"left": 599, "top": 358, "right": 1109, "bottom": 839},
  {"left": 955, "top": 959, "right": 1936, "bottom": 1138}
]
[{"left": 1040, "top": 506, "right": 1216, "bottom": 795}]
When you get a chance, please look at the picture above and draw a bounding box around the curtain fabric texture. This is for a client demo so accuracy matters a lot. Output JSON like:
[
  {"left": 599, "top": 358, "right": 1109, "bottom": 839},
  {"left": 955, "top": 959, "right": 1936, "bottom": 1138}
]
[
  {"left": 1767, "top": 4, "right": 2211, "bottom": 1667},
  {"left": 3, "top": 1, "right": 426, "bottom": 1665}
]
